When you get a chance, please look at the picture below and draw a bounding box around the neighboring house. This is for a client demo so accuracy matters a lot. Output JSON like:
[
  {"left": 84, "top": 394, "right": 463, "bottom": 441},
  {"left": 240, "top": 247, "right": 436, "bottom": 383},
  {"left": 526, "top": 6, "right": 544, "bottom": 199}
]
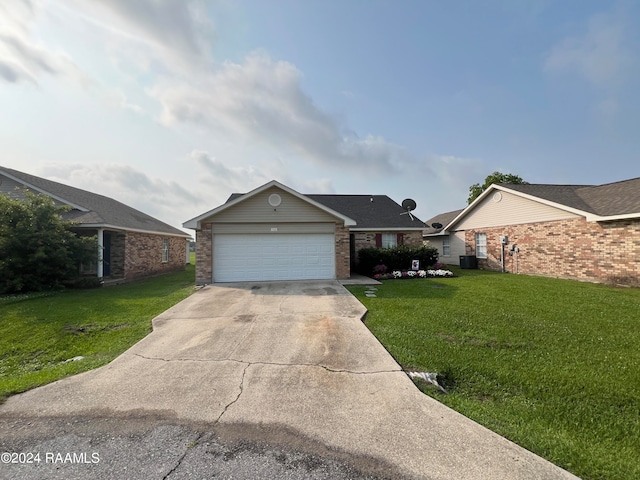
[
  {"left": 423, "top": 208, "right": 465, "bottom": 264},
  {"left": 183, "top": 180, "right": 425, "bottom": 283},
  {"left": 427, "top": 178, "right": 640, "bottom": 286},
  {"left": 0, "top": 166, "right": 190, "bottom": 283}
]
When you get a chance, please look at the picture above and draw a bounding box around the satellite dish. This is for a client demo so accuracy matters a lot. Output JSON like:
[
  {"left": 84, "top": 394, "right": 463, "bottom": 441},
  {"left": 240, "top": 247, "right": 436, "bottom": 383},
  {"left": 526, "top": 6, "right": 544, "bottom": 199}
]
[
  {"left": 431, "top": 222, "right": 443, "bottom": 229},
  {"left": 400, "top": 198, "right": 417, "bottom": 221},
  {"left": 401, "top": 198, "right": 417, "bottom": 211}
]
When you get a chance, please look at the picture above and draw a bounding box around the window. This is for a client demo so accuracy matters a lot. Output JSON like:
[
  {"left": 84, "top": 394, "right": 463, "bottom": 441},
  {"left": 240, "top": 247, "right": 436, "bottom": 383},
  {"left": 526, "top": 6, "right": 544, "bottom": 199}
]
[
  {"left": 475, "top": 233, "right": 487, "bottom": 258},
  {"left": 442, "top": 236, "right": 450, "bottom": 256},
  {"left": 381, "top": 233, "right": 397, "bottom": 249},
  {"left": 162, "top": 238, "right": 170, "bottom": 263}
]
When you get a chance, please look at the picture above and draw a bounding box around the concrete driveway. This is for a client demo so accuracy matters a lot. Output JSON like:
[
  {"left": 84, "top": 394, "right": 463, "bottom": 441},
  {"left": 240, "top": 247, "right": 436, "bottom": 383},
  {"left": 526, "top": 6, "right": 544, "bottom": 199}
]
[{"left": 0, "top": 281, "right": 578, "bottom": 479}]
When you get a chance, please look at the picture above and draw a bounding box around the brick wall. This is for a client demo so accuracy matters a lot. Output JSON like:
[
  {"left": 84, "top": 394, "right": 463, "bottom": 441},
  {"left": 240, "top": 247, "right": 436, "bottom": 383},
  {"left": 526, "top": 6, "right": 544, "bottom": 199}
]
[
  {"left": 335, "top": 225, "right": 351, "bottom": 279},
  {"left": 352, "top": 230, "right": 423, "bottom": 264},
  {"left": 109, "top": 231, "right": 126, "bottom": 277},
  {"left": 124, "top": 232, "right": 186, "bottom": 281},
  {"left": 463, "top": 217, "right": 640, "bottom": 286},
  {"left": 195, "top": 223, "right": 213, "bottom": 284}
]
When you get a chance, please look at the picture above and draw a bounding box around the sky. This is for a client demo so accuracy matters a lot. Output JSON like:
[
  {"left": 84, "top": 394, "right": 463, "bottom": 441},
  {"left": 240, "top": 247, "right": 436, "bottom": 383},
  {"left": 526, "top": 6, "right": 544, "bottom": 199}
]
[{"left": 1, "top": 0, "right": 639, "bottom": 233}]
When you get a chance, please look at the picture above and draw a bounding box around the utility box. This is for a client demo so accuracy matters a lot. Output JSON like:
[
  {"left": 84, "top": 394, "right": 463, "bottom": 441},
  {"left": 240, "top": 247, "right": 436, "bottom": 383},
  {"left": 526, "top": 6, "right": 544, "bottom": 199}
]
[
  {"left": 500, "top": 235, "right": 509, "bottom": 244},
  {"left": 459, "top": 255, "right": 478, "bottom": 269}
]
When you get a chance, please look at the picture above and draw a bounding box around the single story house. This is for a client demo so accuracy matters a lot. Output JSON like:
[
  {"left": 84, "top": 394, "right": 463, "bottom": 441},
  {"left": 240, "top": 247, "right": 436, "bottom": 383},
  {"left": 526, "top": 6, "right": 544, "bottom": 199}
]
[
  {"left": 424, "top": 177, "right": 640, "bottom": 286},
  {"left": 0, "top": 166, "right": 191, "bottom": 283},
  {"left": 183, "top": 180, "right": 425, "bottom": 283},
  {"left": 423, "top": 208, "right": 465, "bottom": 263}
]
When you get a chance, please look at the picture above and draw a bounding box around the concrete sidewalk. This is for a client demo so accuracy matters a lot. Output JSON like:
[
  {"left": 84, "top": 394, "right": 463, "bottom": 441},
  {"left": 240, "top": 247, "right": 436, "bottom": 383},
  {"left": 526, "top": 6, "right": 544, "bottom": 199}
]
[{"left": 0, "top": 281, "right": 579, "bottom": 479}]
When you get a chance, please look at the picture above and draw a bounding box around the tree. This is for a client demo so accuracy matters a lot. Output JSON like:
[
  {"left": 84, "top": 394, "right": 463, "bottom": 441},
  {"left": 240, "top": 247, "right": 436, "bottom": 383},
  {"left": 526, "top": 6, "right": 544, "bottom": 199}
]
[
  {"left": 467, "top": 171, "right": 528, "bottom": 204},
  {"left": 0, "top": 191, "right": 98, "bottom": 294}
]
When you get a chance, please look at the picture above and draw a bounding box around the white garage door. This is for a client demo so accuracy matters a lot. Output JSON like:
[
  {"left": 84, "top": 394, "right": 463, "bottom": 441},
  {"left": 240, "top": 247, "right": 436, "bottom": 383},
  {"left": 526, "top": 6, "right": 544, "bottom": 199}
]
[{"left": 213, "top": 233, "right": 335, "bottom": 282}]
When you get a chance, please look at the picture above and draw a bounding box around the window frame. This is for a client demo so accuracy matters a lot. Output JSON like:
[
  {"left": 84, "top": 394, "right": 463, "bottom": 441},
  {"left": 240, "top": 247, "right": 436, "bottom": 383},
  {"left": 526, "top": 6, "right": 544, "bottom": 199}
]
[
  {"left": 475, "top": 233, "right": 487, "bottom": 259},
  {"left": 442, "top": 236, "right": 450, "bottom": 257},
  {"left": 381, "top": 233, "right": 397, "bottom": 249},
  {"left": 162, "top": 238, "right": 170, "bottom": 263}
]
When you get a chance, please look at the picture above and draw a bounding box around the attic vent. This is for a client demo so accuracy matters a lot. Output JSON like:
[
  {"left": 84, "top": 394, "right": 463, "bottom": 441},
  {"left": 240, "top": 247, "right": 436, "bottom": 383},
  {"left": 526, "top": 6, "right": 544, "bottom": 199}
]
[
  {"left": 493, "top": 192, "right": 502, "bottom": 203},
  {"left": 268, "top": 193, "right": 282, "bottom": 207}
]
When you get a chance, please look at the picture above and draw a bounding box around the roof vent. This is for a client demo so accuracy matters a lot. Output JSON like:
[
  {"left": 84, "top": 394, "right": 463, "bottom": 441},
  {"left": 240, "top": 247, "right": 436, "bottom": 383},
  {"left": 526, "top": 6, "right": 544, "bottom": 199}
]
[{"left": 268, "top": 193, "right": 282, "bottom": 207}]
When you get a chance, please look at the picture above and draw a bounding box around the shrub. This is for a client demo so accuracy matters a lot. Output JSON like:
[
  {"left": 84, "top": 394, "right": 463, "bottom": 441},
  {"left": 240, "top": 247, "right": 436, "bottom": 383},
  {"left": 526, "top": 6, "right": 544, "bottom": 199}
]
[
  {"left": 0, "top": 191, "right": 98, "bottom": 294},
  {"left": 357, "top": 245, "right": 439, "bottom": 275}
]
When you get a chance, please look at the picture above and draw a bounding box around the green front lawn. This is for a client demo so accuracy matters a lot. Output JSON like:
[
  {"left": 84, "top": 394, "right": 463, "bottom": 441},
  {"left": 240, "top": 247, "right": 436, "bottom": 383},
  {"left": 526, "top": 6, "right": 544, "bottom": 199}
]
[
  {"left": 348, "top": 269, "right": 640, "bottom": 480},
  {"left": 0, "top": 265, "right": 196, "bottom": 403}
]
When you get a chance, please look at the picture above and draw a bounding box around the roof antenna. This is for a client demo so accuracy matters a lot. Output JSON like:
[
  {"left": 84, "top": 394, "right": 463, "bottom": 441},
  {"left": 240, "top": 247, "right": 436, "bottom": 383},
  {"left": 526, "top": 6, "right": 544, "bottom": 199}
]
[{"left": 400, "top": 198, "right": 417, "bottom": 221}]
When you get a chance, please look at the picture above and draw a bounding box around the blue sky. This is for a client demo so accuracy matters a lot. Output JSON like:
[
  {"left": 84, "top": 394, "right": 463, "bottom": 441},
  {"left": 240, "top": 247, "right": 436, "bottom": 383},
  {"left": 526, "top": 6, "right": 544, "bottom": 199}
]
[{"left": 2, "top": 1, "right": 639, "bottom": 232}]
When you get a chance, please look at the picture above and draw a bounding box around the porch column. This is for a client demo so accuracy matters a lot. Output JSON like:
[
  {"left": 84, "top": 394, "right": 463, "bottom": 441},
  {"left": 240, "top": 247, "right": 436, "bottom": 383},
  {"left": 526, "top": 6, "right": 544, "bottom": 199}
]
[{"left": 97, "top": 228, "right": 104, "bottom": 278}]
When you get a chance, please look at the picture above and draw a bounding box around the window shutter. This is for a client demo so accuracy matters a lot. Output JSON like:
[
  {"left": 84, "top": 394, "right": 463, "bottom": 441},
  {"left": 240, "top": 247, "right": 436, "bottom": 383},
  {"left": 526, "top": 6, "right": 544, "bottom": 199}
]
[
  {"left": 397, "top": 233, "right": 404, "bottom": 245},
  {"left": 375, "top": 233, "right": 382, "bottom": 247}
]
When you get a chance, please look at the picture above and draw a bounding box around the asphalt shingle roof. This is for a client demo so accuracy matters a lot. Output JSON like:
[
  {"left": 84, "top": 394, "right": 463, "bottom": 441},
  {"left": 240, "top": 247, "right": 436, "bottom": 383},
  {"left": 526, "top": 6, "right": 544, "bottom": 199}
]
[
  {"left": 423, "top": 209, "right": 465, "bottom": 235},
  {"left": 0, "top": 166, "right": 188, "bottom": 236},
  {"left": 227, "top": 193, "right": 426, "bottom": 228},
  {"left": 502, "top": 177, "right": 640, "bottom": 216}
]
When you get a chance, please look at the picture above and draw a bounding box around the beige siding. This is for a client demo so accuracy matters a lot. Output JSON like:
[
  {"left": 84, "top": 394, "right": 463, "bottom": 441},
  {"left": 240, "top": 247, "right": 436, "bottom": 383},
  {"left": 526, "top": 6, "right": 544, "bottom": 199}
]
[
  {"left": 448, "top": 232, "right": 466, "bottom": 265},
  {"left": 426, "top": 232, "right": 466, "bottom": 265},
  {"left": 212, "top": 187, "right": 339, "bottom": 223},
  {"left": 456, "top": 190, "right": 580, "bottom": 230},
  {"left": 212, "top": 223, "right": 335, "bottom": 234}
]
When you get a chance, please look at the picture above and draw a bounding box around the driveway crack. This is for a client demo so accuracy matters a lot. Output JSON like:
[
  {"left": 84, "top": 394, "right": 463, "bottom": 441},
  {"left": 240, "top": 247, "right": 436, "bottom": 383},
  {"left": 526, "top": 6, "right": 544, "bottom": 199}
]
[
  {"left": 129, "top": 353, "right": 400, "bottom": 375},
  {"left": 163, "top": 432, "right": 204, "bottom": 480},
  {"left": 215, "top": 362, "right": 250, "bottom": 423}
]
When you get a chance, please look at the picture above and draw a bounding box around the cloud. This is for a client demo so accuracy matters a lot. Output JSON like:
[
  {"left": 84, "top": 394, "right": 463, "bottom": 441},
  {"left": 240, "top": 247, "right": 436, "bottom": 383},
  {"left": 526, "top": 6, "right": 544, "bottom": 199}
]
[
  {"left": 0, "top": 1, "right": 89, "bottom": 86},
  {"left": 63, "top": 0, "right": 214, "bottom": 74},
  {"left": 189, "top": 150, "right": 335, "bottom": 199},
  {"left": 544, "top": 9, "right": 634, "bottom": 88},
  {"left": 151, "top": 52, "right": 409, "bottom": 174},
  {"left": 38, "top": 163, "right": 201, "bottom": 230}
]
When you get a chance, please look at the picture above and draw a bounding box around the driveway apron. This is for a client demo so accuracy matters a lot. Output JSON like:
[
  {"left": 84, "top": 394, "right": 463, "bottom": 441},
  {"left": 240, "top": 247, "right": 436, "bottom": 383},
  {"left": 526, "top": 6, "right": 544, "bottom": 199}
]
[{"left": 0, "top": 281, "right": 578, "bottom": 479}]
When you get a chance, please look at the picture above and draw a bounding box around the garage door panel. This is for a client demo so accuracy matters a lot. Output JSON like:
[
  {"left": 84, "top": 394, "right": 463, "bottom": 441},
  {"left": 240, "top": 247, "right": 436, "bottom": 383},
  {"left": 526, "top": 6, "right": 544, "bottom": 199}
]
[{"left": 213, "top": 233, "right": 335, "bottom": 282}]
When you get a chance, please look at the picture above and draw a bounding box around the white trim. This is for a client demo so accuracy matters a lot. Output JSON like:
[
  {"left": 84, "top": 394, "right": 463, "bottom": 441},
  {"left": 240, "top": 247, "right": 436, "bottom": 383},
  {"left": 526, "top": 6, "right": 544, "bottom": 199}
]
[
  {"left": 587, "top": 212, "right": 640, "bottom": 222},
  {"left": 445, "top": 184, "right": 595, "bottom": 231},
  {"left": 97, "top": 228, "right": 104, "bottom": 278},
  {"left": 0, "top": 169, "right": 89, "bottom": 211},
  {"left": 183, "top": 180, "right": 356, "bottom": 229},
  {"left": 75, "top": 223, "right": 190, "bottom": 238},
  {"left": 350, "top": 227, "right": 424, "bottom": 232}
]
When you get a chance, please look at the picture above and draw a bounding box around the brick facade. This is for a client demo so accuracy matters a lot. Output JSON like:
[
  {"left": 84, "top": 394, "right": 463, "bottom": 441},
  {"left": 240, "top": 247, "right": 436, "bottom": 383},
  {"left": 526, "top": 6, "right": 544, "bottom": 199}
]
[
  {"left": 352, "top": 230, "right": 423, "bottom": 264},
  {"left": 464, "top": 217, "right": 640, "bottom": 286},
  {"left": 195, "top": 223, "right": 213, "bottom": 285},
  {"left": 335, "top": 225, "right": 351, "bottom": 279},
  {"left": 123, "top": 232, "right": 186, "bottom": 281}
]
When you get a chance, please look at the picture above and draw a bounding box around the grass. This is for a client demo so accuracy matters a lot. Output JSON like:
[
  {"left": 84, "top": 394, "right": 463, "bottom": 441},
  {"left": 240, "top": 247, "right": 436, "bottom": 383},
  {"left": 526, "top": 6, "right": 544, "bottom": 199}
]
[
  {"left": 348, "top": 268, "right": 640, "bottom": 480},
  {"left": 0, "top": 263, "right": 196, "bottom": 403}
]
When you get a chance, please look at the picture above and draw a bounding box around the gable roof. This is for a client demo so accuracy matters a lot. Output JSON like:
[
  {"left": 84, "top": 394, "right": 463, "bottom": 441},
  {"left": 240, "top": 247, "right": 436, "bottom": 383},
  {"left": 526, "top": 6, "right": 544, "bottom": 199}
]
[
  {"left": 504, "top": 178, "right": 640, "bottom": 217},
  {"left": 183, "top": 180, "right": 357, "bottom": 230},
  {"left": 0, "top": 166, "right": 189, "bottom": 237},
  {"left": 423, "top": 209, "right": 465, "bottom": 236},
  {"left": 446, "top": 177, "right": 640, "bottom": 230},
  {"left": 187, "top": 180, "right": 425, "bottom": 230},
  {"left": 306, "top": 194, "right": 425, "bottom": 230}
]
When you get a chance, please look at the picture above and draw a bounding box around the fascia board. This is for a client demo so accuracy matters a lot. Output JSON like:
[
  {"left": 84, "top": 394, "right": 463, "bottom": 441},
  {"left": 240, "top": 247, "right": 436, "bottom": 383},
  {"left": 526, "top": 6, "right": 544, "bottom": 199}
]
[
  {"left": 446, "top": 184, "right": 594, "bottom": 231},
  {"left": 350, "top": 227, "right": 426, "bottom": 232},
  {"left": 74, "top": 223, "right": 191, "bottom": 238},
  {"left": 494, "top": 185, "right": 593, "bottom": 218},
  {"left": 0, "top": 170, "right": 89, "bottom": 212},
  {"left": 588, "top": 212, "right": 640, "bottom": 222},
  {"left": 183, "top": 180, "right": 356, "bottom": 229}
]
